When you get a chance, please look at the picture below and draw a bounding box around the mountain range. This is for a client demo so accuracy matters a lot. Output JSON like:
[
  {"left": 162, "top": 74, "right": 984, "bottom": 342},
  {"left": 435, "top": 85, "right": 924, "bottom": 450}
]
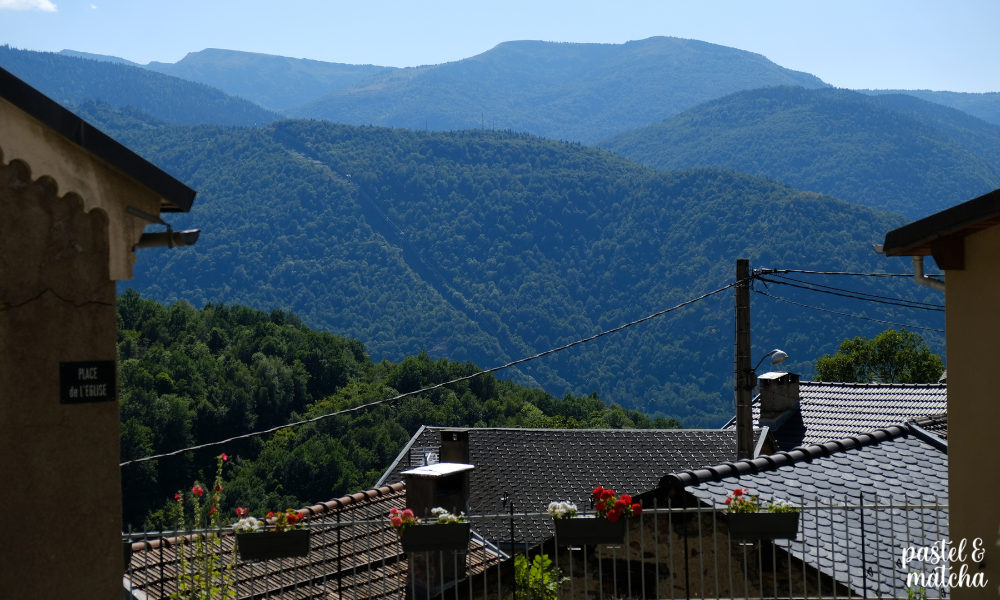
[
  {"left": 287, "top": 37, "right": 829, "bottom": 143},
  {"left": 0, "top": 45, "right": 279, "bottom": 126},
  {"left": 72, "top": 101, "right": 941, "bottom": 427},
  {"left": 598, "top": 86, "right": 1000, "bottom": 218}
]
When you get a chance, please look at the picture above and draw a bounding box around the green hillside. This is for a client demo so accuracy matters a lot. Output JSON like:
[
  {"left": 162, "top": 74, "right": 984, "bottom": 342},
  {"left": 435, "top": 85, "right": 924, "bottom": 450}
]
[
  {"left": 117, "top": 291, "right": 668, "bottom": 527},
  {"left": 290, "top": 37, "right": 828, "bottom": 143},
  {"left": 75, "top": 102, "right": 941, "bottom": 428},
  {"left": 142, "top": 48, "right": 393, "bottom": 111},
  {"left": 0, "top": 45, "right": 279, "bottom": 126},
  {"left": 859, "top": 88, "right": 1000, "bottom": 127},
  {"left": 598, "top": 86, "right": 1000, "bottom": 218}
]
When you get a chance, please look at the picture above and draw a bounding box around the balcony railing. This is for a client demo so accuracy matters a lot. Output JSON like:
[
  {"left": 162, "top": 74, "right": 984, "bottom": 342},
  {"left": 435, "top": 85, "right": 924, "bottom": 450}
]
[{"left": 123, "top": 496, "right": 949, "bottom": 600}]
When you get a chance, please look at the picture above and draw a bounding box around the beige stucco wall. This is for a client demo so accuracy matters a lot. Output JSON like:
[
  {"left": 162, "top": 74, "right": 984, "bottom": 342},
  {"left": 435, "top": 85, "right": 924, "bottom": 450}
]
[
  {"left": 0, "top": 95, "right": 162, "bottom": 281},
  {"left": 946, "top": 224, "right": 1000, "bottom": 600},
  {"left": 0, "top": 101, "right": 173, "bottom": 597}
]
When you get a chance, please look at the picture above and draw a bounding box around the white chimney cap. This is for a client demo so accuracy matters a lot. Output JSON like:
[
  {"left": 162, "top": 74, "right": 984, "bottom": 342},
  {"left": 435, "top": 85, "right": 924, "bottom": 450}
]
[{"left": 402, "top": 463, "right": 475, "bottom": 478}]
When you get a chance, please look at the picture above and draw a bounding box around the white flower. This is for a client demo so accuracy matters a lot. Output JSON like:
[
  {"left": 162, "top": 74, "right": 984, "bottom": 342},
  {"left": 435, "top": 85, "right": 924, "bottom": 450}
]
[{"left": 234, "top": 517, "right": 261, "bottom": 533}]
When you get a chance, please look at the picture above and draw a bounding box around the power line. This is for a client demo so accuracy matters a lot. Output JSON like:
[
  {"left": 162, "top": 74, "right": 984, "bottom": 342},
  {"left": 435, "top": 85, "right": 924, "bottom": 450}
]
[
  {"left": 753, "top": 289, "right": 944, "bottom": 332},
  {"left": 767, "top": 273, "right": 945, "bottom": 309},
  {"left": 755, "top": 276, "right": 945, "bottom": 312},
  {"left": 121, "top": 282, "right": 736, "bottom": 467},
  {"left": 758, "top": 269, "right": 939, "bottom": 278}
]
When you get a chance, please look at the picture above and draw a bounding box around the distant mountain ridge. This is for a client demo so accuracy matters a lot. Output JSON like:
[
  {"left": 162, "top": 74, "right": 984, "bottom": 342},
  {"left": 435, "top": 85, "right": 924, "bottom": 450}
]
[
  {"left": 599, "top": 86, "right": 1000, "bottom": 218},
  {"left": 143, "top": 48, "right": 394, "bottom": 111},
  {"left": 1, "top": 46, "right": 279, "bottom": 127},
  {"left": 858, "top": 89, "right": 1000, "bottom": 126},
  {"left": 290, "top": 37, "right": 829, "bottom": 143}
]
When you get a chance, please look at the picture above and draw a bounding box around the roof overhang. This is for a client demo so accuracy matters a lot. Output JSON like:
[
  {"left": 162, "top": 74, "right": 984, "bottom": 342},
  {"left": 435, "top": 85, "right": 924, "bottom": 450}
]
[
  {"left": 882, "top": 187, "right": 1000, "bottom": 269},
  {"left": 0, "top": 66, "right": 195, "bottom": 212}
]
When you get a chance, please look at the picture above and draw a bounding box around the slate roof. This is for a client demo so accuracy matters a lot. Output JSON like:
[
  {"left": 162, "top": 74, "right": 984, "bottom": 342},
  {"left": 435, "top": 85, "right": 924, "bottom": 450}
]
[
  {"left": 0, "top": 65, "right": 195, "bottom": 212},
  {"left": 663, "top": 426, "right": 949, "bottom": 598},
  {"left": 123, "top": 482, "right": 502, "bottom": 599},
  {"left": 723, "top": 380, "right": 947, "bottom": 450},
  {"left": 378, "top": 426, "right": 765, "bottom": 544}
]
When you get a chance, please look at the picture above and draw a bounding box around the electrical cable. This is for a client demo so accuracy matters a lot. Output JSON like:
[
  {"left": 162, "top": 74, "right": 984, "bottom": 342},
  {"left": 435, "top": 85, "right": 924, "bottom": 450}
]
[
  {"left": 766, "top": 273, "right": 945, "bottom": 309},
  {"left": 757, "top": 269, "right": 936, "bottom": 277},
  {"left": 755, "top": 276, "right": 945, "bottom": 312},
  {"left": 120, "top": 282, "right": 736, "bottom": 467},
  {"left": 752, "top": 289, "right": 944, "bottom": 332}
]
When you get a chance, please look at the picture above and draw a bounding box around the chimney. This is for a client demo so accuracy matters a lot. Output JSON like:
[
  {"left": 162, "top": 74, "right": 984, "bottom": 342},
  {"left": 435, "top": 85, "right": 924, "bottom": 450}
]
[
  {"left": 439, "top": 429, "right": 470, "bottom": 464},
  {"left": 758, "top": 372, "right": 800, "bottom": 429},
  {"left": 402, "top": 461, "right": 474, "bottom": 596}
]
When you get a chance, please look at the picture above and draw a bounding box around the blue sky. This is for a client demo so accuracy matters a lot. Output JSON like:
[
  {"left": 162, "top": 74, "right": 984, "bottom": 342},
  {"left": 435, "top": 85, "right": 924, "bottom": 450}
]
[{"left": 1, "top": 0, "right": 998, "bottom": 93}]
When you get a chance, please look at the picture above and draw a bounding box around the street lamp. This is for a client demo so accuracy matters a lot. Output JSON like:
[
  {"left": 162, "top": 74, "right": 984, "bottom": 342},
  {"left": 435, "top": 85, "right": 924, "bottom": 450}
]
[{"left": 752, "top": 349, "right": 789, "bottom": 374}]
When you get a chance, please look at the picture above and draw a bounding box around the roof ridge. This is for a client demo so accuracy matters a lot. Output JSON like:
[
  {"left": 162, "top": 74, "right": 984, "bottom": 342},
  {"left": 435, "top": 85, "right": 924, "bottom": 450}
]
[
  {"left": 658, "top": 425, "right": 910, "bottom": 490},
  {"left": 800, "top": 381, "right": 947, "bottom": 389}
]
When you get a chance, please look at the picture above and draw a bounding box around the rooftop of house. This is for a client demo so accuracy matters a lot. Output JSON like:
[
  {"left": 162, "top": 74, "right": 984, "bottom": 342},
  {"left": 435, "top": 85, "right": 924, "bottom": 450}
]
[
  {"left": 0, "top": 65, "right": 194, "bottom": 212},
  {"left": 378, "top": 426, "right": 769, "bottom": 544},
  {"left": 662, "top": 425, "right": 948, "bottom": 598},
  {"left": 123, "top": 482, "right": 502, "bottom": 600},
  {"left": 723, "top": 378, "right": 947, "bottom": 450},
  {"left": 883, "top": 186, "right": 1000, "bottom": 258}
]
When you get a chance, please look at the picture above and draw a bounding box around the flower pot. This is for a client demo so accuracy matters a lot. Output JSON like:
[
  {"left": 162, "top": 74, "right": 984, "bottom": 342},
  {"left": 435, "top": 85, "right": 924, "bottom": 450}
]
[
  {"left": 236, "top": 529, "right": 311, "bottom": 561},
  {"left": 399, "top": 523, "right": 470, "bottom": 553},
  {"left": 727, "top": 512, "right": 800, "bottom": 541},
  {"left": 554, "top": 517, "right": 626, "bottom": 546},
  {"left": 123, "top": 541, "right": 133, "bottom": 572}
]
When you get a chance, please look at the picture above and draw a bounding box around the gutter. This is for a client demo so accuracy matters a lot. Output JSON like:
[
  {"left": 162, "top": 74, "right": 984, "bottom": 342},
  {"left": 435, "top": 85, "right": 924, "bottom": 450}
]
[{"left": 873, "top": 245, "right": 945, "bottom": 292}]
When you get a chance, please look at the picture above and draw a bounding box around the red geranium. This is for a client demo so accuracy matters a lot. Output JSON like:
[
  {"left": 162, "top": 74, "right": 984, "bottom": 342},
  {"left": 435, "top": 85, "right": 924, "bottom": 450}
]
[{"left": 591, "top": 486, "right": 642, "bottom": 521}]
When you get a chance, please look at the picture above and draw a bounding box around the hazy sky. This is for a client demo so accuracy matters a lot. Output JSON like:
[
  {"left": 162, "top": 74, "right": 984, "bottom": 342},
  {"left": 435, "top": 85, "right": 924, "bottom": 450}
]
[{"left": 1, "top": 0, "right": 998, "bottom": 93}]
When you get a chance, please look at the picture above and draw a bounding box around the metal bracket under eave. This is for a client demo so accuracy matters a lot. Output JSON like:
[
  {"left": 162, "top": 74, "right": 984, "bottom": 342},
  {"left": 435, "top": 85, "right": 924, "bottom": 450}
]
[{"left": 126, "top": 205, "right": 200, "bottom": 249}]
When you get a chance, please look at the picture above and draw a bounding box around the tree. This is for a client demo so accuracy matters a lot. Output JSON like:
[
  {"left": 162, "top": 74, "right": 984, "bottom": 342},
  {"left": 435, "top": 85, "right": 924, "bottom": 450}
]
[{"left": 813, "top": 328, "right": 944, "bottom": 384}]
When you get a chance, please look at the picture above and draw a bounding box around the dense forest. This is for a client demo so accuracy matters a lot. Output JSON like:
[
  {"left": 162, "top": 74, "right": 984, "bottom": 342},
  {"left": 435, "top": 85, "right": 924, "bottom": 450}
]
[
  {"left": 290, "top": 37, "right": 828, "bottom": 143},
  {"left": 73, "top": 101, "right": 943, "bottom": 428},
  {"left": 118, "top": 291, "right": 675, "bottom": 528},
  {"left": 0, "top": 45, "right": 279, "bottom": 126},
  {"left": 598, "top": 86, "right": 1000, "bottom": 219}
]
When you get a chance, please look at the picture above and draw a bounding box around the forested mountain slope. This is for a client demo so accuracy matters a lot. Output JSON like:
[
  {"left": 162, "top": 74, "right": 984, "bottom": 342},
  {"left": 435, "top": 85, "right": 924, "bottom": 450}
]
[
  {"left": 291, "top": 37, "right": 828, "bottom": 143},
  {"left": 117, "top": 291, "right": 668, "bottom": 527},
  {"left": 598, "top": 87, "right": 1000, "bottom": 218},
  {"left": 76, "top": 102, "right": 940, "bottom": 428},
  {"left": 141, "top": 48, "right": 393, "bottom": 111},
  {"left": 859, "top": 88, "right": 1000, "bottom": 127},
  {"left": 0, "top": 45, "right": 279, "bottom": 126}
]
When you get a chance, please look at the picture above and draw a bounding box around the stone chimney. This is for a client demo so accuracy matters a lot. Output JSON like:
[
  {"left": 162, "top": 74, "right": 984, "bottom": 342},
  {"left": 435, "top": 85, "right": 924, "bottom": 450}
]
[{"left": 758, "top": 372, "right": 800, "bottom": 429}]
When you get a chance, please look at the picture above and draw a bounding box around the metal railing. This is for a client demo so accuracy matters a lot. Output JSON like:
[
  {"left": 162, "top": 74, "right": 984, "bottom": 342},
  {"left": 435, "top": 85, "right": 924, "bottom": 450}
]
[{"left": 123, "top": 496, "right": 949, "bottom": 600}]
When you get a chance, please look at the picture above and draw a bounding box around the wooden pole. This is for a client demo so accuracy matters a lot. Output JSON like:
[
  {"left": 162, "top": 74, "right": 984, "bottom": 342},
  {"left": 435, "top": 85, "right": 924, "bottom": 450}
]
[{"left": 735, "top": 258, "right": 754, "bottom": 460}]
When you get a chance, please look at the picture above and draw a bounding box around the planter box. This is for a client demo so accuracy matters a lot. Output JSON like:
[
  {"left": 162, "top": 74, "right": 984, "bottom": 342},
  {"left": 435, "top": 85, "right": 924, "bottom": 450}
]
[
  {"left": 554, "top": 517, "right": 626, "bottom": 546},
  {"left": 236, "top": 530, "right": 311, "bottom": 561},
  {"left": 399, "top": 523, "right": 470, "bottom": 553},
  {"left": 727, "top": 512, "right": 800, "bottom": 541}
]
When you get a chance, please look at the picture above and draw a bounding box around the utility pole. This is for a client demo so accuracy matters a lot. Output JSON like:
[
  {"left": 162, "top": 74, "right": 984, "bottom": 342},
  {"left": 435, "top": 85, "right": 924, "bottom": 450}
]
[{"left": 735, "top": 258, "right": 754, "bottom": 460}]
